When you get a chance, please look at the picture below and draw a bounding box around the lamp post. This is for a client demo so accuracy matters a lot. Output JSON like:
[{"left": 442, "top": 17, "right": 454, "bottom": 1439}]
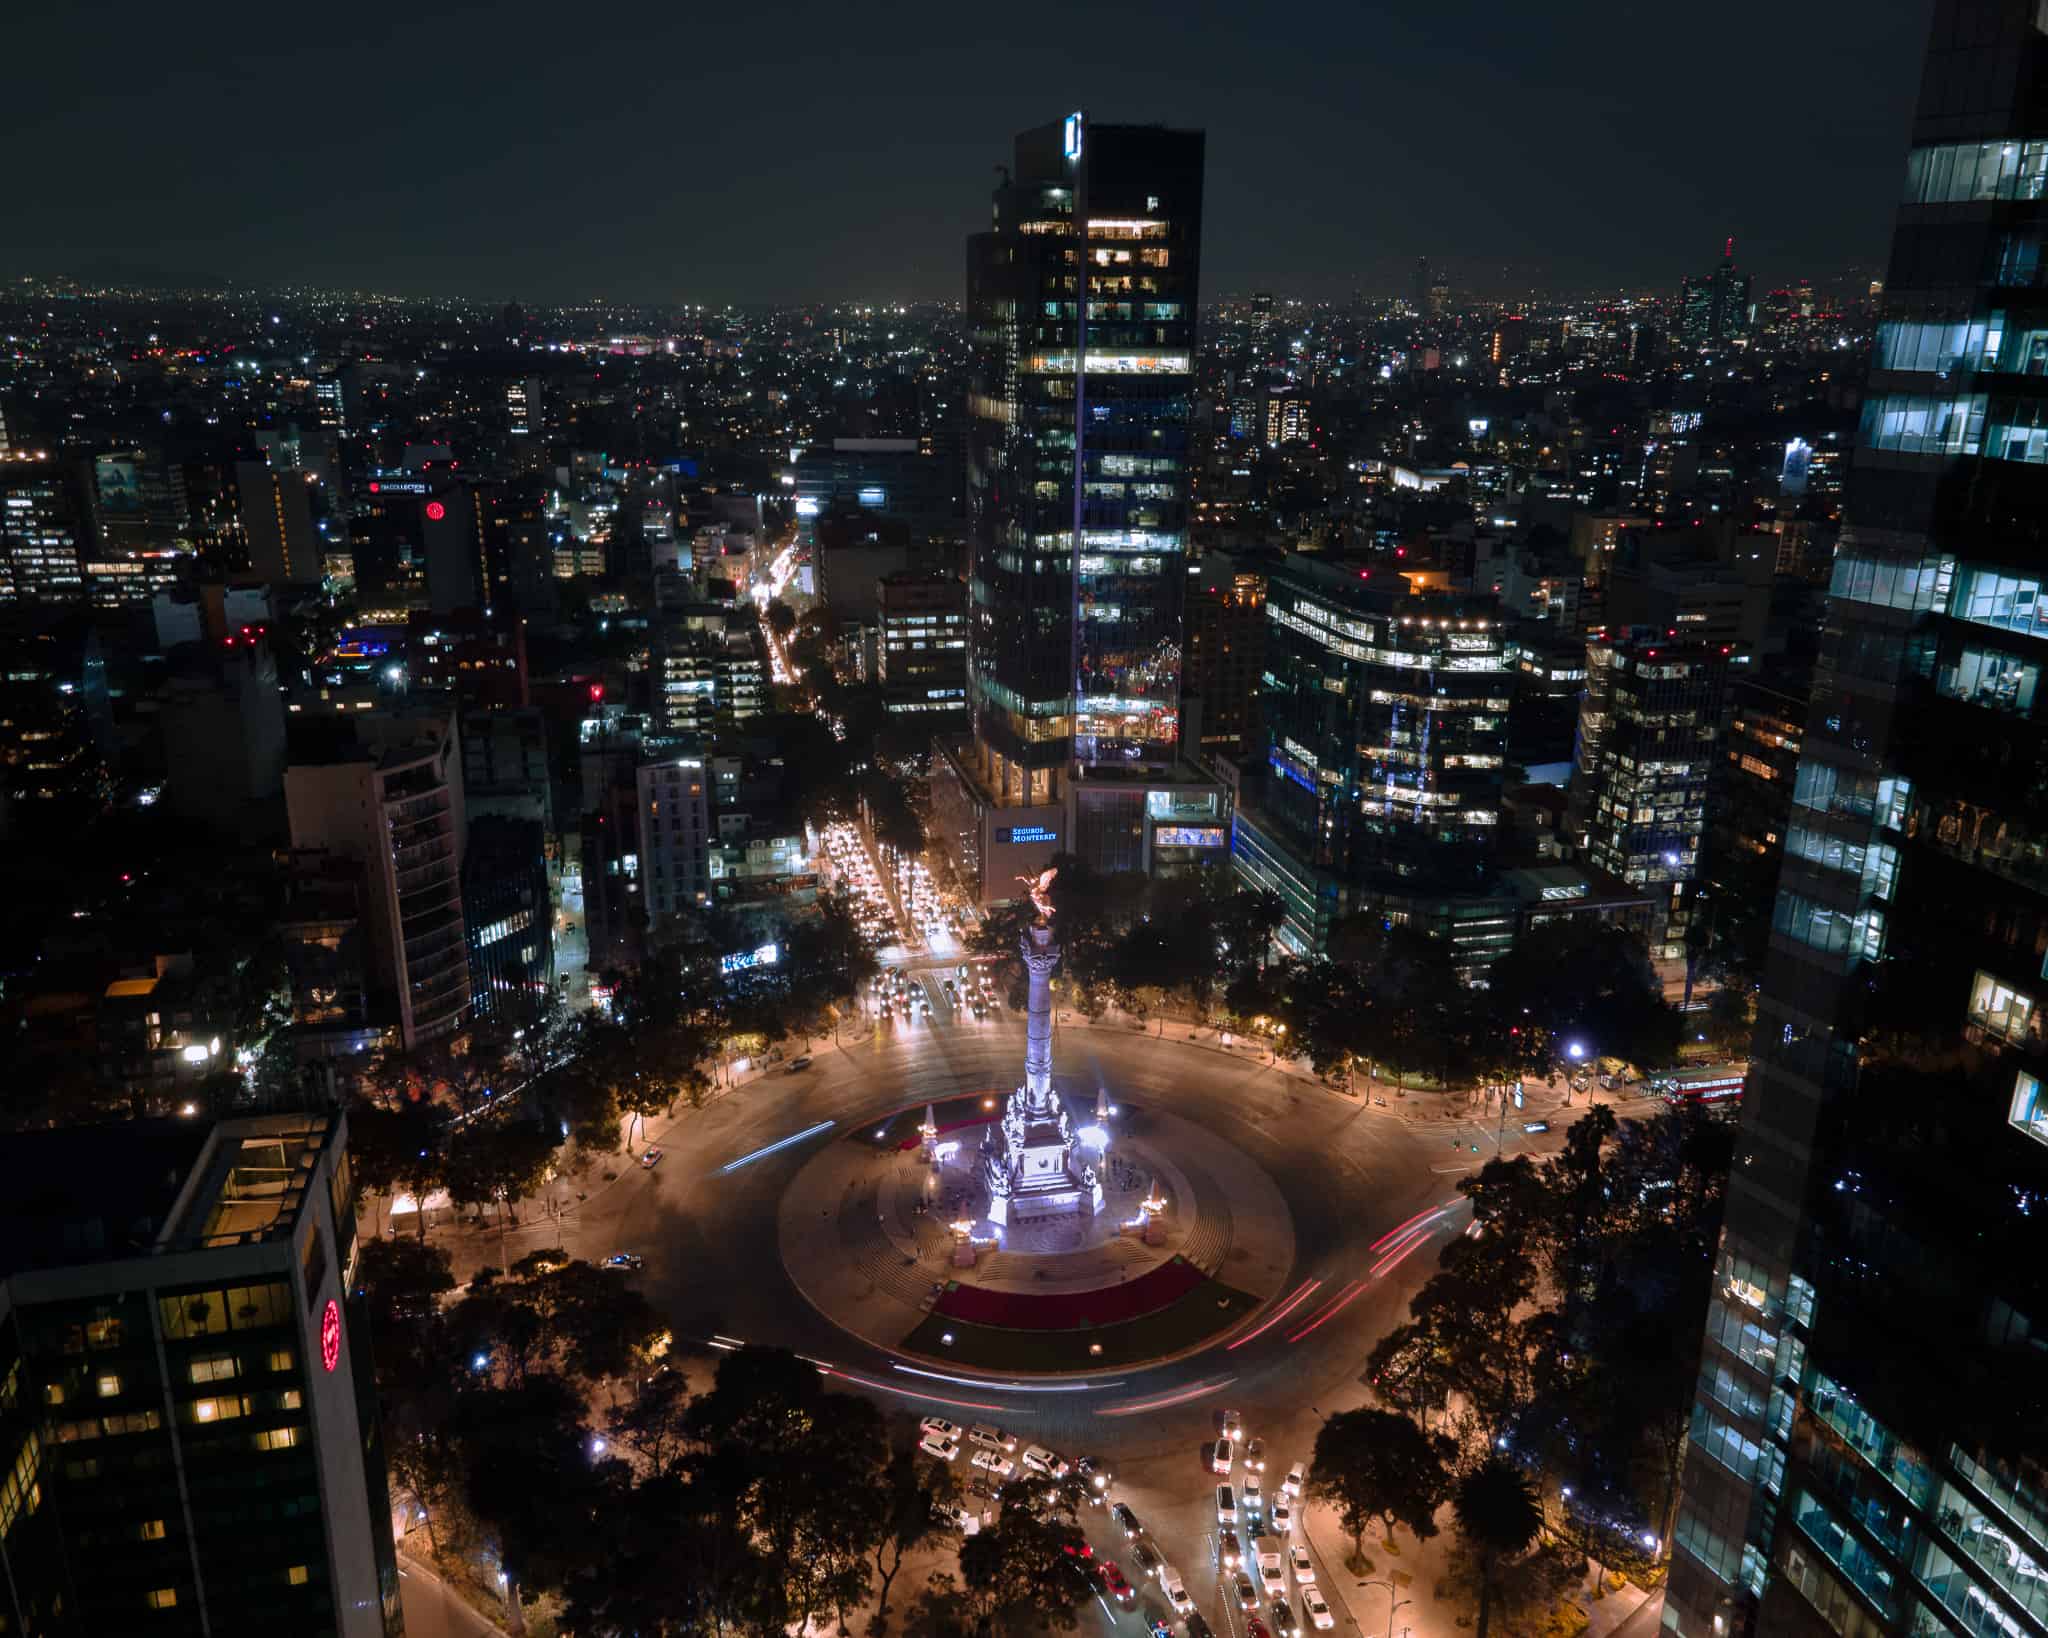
[{"left": 1358, "top": 1579, "right": 1411, "bottom": 1638}]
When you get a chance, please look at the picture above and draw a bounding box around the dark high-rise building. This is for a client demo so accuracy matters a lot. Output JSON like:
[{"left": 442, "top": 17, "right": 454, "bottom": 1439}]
[
  {"left": 1665, "top": 7, "right": 2048, "bottom": 1634},
  {"left": 1182, "top": 552, "right": 1267, "bottom": 765},
  {"left": 1678, "top": 238, "right": 1753, "bottom": 350},
  {"left": 0, "top": 1112, "right": 402, "bottom": 1636},
  {"left": 462, "top": 815, "right": 554, "bottom": 1020},
  {"left": 957, "top": 112, "right": 1209, "bottom": 893},
  {"left": 877, "top": 569, "right": 969, "bottom": 726},
  {"left": 1565, "top": 630, "right": 1728, "bottom": 963},
  {"left": 1230, "top": 560, "right": 1511, "bottom": 960}
]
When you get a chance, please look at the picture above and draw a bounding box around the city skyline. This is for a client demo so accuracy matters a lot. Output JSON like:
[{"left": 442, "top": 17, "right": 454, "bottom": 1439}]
[{"left": 9, "top": 0, "right": 1923, "bottom": 304}]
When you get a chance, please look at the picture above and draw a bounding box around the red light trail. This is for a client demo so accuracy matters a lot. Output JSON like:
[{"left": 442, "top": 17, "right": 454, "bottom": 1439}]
[{"left": 1226, "top": 1279, "right": 1321, "bottom": 1351}]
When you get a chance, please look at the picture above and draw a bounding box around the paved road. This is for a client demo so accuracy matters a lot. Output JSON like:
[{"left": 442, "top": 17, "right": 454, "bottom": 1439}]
[
  {"left": 397, "top": 1550, "right": 509, "bottom": 1638},
  {"left": 391, "top": 1009, "right": 1602, "bottom": 1638}
]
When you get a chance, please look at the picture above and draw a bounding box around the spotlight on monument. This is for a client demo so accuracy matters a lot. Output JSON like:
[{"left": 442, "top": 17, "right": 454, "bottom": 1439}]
[{"left": 1078, "top": 1124, "right": 1110, "bottom": 1150}]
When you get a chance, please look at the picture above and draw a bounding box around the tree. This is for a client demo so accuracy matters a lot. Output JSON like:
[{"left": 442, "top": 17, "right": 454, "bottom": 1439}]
[
  {"left": 1453, "top": 1456, "right": 1544, "bottom": 1638},
  {"left": 446, "top": 1375, "right": 623, "bottom": 1622},
  {"left": 1307, "top": 1407, "right": 1453, "bottom": 1561},
  {"left": 765, "top": 597, "right": 797, "bottom": 639},
  {"left": 686, "top": 1346, "right": 887, "bottom": 1634},
  {"left": 603, "top": 1366, "right": 693, "bottom": 1481},
  {"left": 870, "top": 1443, "right": 956, "bottom": 1634},
  {"left": 957, "top": 1490, "right": 1091, "bottom": 1633},
  {"left": 444, "top": 1115, "right": 557, "bottom": 1223}
]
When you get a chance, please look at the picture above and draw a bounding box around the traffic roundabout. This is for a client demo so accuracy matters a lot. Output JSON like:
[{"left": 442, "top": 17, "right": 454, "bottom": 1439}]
[{"left": 775, "top": 1084, "right": 1297, "bottom": 1375}]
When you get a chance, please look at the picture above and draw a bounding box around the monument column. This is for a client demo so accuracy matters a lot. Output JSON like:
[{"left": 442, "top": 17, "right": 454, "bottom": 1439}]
[{"left": 1021, "top": 922, "right": 1060, "bottom": 1104}]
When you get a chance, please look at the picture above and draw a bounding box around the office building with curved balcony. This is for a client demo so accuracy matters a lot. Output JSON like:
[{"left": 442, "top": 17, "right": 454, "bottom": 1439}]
[{"left": 284, "top": 707, "right": 471, "bottom": 1050}]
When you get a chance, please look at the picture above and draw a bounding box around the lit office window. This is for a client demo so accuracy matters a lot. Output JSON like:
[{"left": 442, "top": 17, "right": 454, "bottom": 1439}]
[
  {"left": 1970, "top": 972, "right": 2038, "bottom": 1044},
  {"left": 2011, "top": 1072, "right": 2048, "bottom": 1147}
]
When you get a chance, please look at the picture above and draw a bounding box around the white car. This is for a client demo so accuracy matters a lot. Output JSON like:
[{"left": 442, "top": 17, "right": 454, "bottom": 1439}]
[
  {"left": 1212, "top": 1437, "right": 1234, "bottom": 1475},
  {"left": 967, "top": 1423, "right": 1016, "bottom": 1452},
  {"left": 937, "top": 1501, "right": 981, "bottom": 1537},
  {"left": 1244, "top": 1470, "right": 1264, "bottom": 1507},
  {"left": 920, "top": 1416, "right": 963, "bottom": 1442},
  {"left": 1221, "top": 1408, "right": 1244, "bottom": 1441},
  {"left": 1303, "top": 1587, "right": 1335, "bottom": 1629},
  {"left": 1020, "top": 1443, "right": 1068, "bottom": 1478},
  {"left": 918, "top": 1432, "right": 960, "bottom": 1462},
  {"left": 971, "top": 1449, "right": 1015, "bottom": 1479},
  {"left": 1271, "top": 1496, "right": 1294, "bottom": 1532},
  {"left": 1160, "top": 1567, "right": 1193, "bottom": 1614},
  {"left": 1283, "top": 1462, "right": 1306, "bottom": 1498},
  {"left": 1290, "top": 1544, "right": 1315, "bottom": 1584},
  {"left": 1258, "top": 1545, "right": 1286, "bottom": 1593}
]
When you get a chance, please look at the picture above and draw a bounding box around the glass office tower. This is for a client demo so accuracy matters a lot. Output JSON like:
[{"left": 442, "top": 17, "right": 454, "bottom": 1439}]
[
  {"left": 964, "top": 114, "right": 1205, "bottom": 813},
  {"left": 1665, "top": 6, "right": 2048, "bottom": 1635}
]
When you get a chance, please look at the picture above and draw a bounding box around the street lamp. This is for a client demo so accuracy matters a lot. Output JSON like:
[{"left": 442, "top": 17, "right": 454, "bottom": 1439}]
[{"left": 1358, "top": 1579, "right": 1411, "bottom": 1638}]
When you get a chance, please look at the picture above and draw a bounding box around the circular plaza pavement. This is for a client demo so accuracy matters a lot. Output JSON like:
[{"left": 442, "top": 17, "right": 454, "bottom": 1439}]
[{"left": 776, "top": 1081, "right": 1297, "bottom": 1374}]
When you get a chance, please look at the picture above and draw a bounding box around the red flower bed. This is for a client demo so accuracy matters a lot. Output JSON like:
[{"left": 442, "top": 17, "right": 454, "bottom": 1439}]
[{"left": 931, "top": 1255, "right": 1205, "bottom": 1330}]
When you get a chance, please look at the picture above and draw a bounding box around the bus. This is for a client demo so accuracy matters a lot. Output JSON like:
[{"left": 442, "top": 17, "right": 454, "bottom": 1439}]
[{"left": 1653, "top": 1062, "right": 1748, "bottom": 1109}]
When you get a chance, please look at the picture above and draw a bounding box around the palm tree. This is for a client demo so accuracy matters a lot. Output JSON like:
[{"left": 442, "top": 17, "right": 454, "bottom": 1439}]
[{"left": 1453, "top": 1456, "right": 1543, "bottom": 1638}]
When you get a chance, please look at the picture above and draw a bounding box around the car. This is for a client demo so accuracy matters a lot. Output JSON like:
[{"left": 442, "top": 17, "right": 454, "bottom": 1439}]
[
  {"left": 1245, "top": 1437, "right": 1268, "bottom": 1471},
  {"left": 968, "top": 1423, "right": 1016, "bottom": 1453},
  {"left": 1131, "top": 1540, "right": 1163, "bottom": 1578},
  {"left": 1233, "top": 1571, "right": 1261, "bottom": 1610},
  {"left": 1302, "top": 1588, "right": 1335, "bottom": 1630},
  {"left": 1113, "top": 1502, "right": 1142, "bottom": 1538},
  {"left": 1059, "top": 1540, "right": 1094, "bottom": 1561},
  {"left": 639, "top": 1147, "right": 663, "bottom": 1168},
  {"left": 1020, "top": 1444, "right": 1068, "bottom": 1478},
  {"left": 1211, "top": 1437, "right": 1234, "bottom": 1475},
  {"left": 1147, "top": 1621, "right": 1174, "bottom": 1638},
  {"left": 970, "top": 1449, "right": 1014, "bottom": 1478},
  {"left": 785, "top": 1055, "right": 813, "bottom": 1074},
  {"left": 1220, "top": 1408, "right": 1245, "bottom": 1441},
  {"left": 1283, "top": 1462, "right": 1306, "bottom": 1498},
  {"left": 1160, "top": 1567, "right": 1193, "bottom": 1613},
  {"left": 1219, "top": 1527, "right": 1242, "bottom": 1570},
  {"left": 1271, "top": 1496, "right": 1294, "bottom": 1532},
  {"left": 1257, "top": 1541, "right": 1286, "bottom": 1593},
  {"left": 1184, "top": 1615, "right": 1217, "bottom": 1638},
  {"left": 918, "top": 1432, "right": 959, "bottom": 1462},
  {"left": 1076, "top": 1455, "right": 1112, "bottom": 1498},
  {"left": 920, "top": 1416, "right": 963, "bottom": 1441},
  {"left": 1098, "top": 1560, "right": 1135, "bottom": 1606},
  {"left": 1523, "top": 1119, "right": 1551, "bottom": 1134},
  {"left": 1216, "top": 1484, "right": 1237, "bottom": 1526},
  {"left": 1246, "top": 1618, "right": 1272, "bottom": 1638},
  {"left": 1244, "top": 1470, "right": 1263, "bottom": 1507},
  {"left": 1269, "top": 1599, "right": 1299, "bottom": 1636},
  {"left": 600, "top": 1252, "right": 643, "bottom": 1271},
  {"left": 1290, "top": 1543, "right": 1315, "bottom": 1584}
]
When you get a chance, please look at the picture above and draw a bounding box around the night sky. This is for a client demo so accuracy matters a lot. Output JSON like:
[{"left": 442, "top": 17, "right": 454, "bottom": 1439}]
[{"left": 10, "top": 0, "right": 1927, "bottom": 304}]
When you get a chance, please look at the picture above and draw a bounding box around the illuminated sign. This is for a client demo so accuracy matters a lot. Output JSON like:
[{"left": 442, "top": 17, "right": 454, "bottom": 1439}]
[
  {"left": 720, "top": 941, "right": 781, "bottom": 974},
  {"left": 319, "top": 1299, "right": 341, "bottom": 1373},
  {"left": 1000, "top": 826, "right": 1059, "bottom": 845},
  {"left": 857, "top": 486, "right": 886, "bottom": 507},
  {"left": 1064, "top": 112, "right": 1083, "bottom": 160},
  {"left": 425, "top": 500, "right": 447, "bottom": 521},
  {"left": 794, "top": 497, "right": 820, "bottom": 517},
  {"left": 1155, "top": 825, "right": 1227, "bottom": 848},
  {"left": 1468, "top": 418, "right": 1490, "bottom": 438}
]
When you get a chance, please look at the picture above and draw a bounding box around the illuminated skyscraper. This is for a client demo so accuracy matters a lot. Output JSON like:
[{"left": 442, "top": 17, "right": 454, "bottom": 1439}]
[
  {"left": 955, "top": 113, "right": 1212, "bottom": 893},
  {"left": 1678, "top": 239, "right": 1752, "bottom": 350},
  {"left": 1665, "top": 5, "right": 2048, "bottom": 1634}
]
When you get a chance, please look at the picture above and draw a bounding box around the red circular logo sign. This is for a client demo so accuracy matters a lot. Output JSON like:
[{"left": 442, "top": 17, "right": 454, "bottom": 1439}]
[
  {"left": 424, "top": 500, "right": 447, "bottom": 521},
  {"left": 320, "top": 1298, "right": 341, "bottom": 1372}
]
